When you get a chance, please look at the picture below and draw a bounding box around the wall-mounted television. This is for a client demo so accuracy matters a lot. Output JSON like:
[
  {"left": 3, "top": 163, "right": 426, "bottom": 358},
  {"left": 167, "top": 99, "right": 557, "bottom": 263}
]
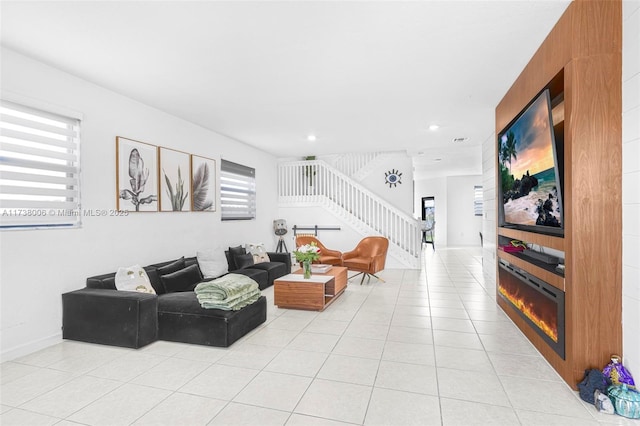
[{"left": 498, "top": 88, "right": 564, "bottom": 237}]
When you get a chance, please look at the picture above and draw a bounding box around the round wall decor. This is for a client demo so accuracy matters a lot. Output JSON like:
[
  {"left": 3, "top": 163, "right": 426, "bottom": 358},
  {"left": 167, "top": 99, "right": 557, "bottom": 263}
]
[{"left": 385, "top": 169, "right": 402, "bottom": 188}]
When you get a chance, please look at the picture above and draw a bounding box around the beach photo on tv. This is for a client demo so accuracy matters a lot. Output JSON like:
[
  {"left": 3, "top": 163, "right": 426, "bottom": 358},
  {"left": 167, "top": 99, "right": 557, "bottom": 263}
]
[{"left": 499, "top": 90, "right": 562, "bottom": 229}]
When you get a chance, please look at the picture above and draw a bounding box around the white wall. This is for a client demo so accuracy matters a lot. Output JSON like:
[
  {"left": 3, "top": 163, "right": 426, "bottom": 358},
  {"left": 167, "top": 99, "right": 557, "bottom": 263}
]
[
  {"left": 275, "top": 207, "right": 359, "bottom": 254},
  {"left": 622, "top": 0, "right": 640, "bottom": 378},
  {"left": 358, "top": 153, "right": 414, "bottom": 215},
  {"left": 481, "top": 133, "right": 497, "bottom": 286},
  {"left": 0, "top": 48, "right": 281, "bottom": 361},
  {"left": 414, "top": 174, "right": 483, "bottom": 247},
  {"left": 446, "top": 175, "right": 483, "bottom": 246}
]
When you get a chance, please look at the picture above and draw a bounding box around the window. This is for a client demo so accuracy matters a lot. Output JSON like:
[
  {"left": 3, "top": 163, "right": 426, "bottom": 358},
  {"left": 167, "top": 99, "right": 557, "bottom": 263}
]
[
  {"left": 220, "top": 159, "right": 255, "bottom": 220},
  {"left": 0, "top": 100, "right": 81, "bottom": 229},
  {"left": 474, "top": 185, "right": 483, "bottom": 216}
]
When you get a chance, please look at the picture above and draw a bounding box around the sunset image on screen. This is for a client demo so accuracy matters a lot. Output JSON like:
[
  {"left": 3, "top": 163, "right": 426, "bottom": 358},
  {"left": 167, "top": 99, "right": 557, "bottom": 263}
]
[{"left": 499, "top": 90, "right": 561, "bottom": 229}]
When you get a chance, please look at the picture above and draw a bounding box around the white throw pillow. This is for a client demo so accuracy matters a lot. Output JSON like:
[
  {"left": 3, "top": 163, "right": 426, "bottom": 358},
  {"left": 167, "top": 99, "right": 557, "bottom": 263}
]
[
  {"left": 114, "top": 265, "right": 156, "bottom": 294},
  {"left": 246, "top": 243, "right": 271, "bottom": 264},
  {"left": 197, "top": 248, "right": 229, "bottom": 279}
]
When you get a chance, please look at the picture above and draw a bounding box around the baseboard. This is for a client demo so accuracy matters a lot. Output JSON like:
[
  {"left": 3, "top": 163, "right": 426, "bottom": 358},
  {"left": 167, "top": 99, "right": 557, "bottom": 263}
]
[{"left": 1, "top": 332, "right": 62, "bottom": 363}]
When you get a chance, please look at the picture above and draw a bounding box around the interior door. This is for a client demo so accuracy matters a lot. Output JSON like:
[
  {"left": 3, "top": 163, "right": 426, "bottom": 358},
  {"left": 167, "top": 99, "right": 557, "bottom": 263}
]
[{"left": 421, "top": 197, "right": 435, "bottom": 249}]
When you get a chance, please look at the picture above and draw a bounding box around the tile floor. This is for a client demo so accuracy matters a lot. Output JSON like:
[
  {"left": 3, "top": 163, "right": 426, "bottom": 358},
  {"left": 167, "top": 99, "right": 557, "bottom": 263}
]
[{"left": 1, "top": 247, "right": 637, "bottom": 425}]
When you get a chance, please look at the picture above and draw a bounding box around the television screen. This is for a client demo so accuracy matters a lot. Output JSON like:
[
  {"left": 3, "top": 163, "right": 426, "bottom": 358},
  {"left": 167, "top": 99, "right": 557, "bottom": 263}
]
[{"left": 498, "top": 89, "right": 563, "bottom": 236}]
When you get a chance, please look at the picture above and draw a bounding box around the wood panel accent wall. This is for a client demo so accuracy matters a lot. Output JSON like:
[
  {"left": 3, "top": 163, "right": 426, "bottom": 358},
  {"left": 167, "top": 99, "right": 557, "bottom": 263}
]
[{"left": 495, "top": 0, "right": 622, "bottom": 389}]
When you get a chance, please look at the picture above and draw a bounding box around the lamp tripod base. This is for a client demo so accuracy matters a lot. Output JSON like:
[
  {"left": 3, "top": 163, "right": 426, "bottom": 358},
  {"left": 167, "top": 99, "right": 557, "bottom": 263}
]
[{"left": 276, "top": 237, "right": 288, "bottom": 253}]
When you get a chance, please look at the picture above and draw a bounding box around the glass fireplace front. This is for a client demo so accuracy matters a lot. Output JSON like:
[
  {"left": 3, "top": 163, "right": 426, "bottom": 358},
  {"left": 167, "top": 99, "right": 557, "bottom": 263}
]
[{"left": 498, "top": 260, "right": 565, "bottom": 359}]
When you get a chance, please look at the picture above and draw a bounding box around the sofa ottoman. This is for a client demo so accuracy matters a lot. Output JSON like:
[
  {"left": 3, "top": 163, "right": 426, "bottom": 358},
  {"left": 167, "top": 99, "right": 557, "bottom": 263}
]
[
  {"left": 62, "top": 288, "right": 158, "bottom": 349},
  {"left": 157, "top": 292, "right": 267, "bottom": 347}
]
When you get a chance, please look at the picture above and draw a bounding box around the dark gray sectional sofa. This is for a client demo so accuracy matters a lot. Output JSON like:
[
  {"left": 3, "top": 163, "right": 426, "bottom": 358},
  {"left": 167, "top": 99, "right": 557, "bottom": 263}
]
[{"left": 62, "top": 251, "right": 290, "bottom": 349}]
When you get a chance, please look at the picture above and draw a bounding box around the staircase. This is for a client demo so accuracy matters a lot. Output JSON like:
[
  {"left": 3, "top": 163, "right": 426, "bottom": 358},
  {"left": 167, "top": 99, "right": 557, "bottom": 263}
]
[
  {"left": 278, "top": 159, "right": 421, "bottom": 268},
  {"left": 326, "top": 151, "right": 405, "bottom": 182}
]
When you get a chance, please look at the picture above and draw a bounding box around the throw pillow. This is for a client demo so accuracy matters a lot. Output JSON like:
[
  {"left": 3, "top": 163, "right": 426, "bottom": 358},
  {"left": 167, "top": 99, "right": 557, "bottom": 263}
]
[
  {"left": 227, "top": 245, "right": 246, "bottom": 270},
  {"left": 114, "top": 265, "right": 156, "bottom": 294},
  {"left": 197, "top": 248, "right": 228, "bottom": 279},
  {"left": 246, "top": 243, "right": 271, "bottom": 264},
  {"left": 160, "top": 263, "right": 203, "bottom": 293},
  {"left": 234, "top": 253, "right": 255, "bottom": 270},
  {"left": 156, "top": 256, "right": 186, "bottom": 277}
]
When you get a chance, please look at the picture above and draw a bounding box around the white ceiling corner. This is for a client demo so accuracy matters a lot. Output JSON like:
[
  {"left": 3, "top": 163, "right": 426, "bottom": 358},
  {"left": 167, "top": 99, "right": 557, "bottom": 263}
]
[{"left": 0, "top": 0, "right": 571, "bottom": 178}]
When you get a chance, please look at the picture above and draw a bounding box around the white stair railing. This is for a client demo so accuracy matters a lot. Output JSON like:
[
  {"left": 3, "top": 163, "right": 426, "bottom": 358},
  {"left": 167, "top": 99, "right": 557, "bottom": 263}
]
[
  {"left": 278, "top": 160, "right": 421, "bottom": 266},
  {"left": 327, "top": 151, "right": 407, "bottom": 182},
  {"left": 330, "top": 152, "right": 382, "bottom": 178}
]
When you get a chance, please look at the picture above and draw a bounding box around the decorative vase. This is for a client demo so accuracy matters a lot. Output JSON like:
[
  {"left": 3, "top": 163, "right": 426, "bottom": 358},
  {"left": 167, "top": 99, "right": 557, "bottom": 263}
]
[
  {"left": 607, "top": 384, "right": 640, "bottom": 419},
  {"left": 303, "top": 260, "right": 312, "bottom": 279}
]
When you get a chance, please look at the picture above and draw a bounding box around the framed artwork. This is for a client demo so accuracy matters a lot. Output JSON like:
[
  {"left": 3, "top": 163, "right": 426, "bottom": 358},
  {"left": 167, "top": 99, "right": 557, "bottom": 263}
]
[
  {"left": 116, "top": 136, "right": 158, "bottom": 212},
  {"left": 190, "top": 155, "right": 216, "bottom": 211},
  {"left": 159, "top": 147, "right": 191, "bottom": 212}
]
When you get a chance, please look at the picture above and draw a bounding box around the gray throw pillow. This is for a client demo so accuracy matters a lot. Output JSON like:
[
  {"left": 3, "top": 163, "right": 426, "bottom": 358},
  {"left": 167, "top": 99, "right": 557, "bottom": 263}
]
[
  {"left": 234, "top": 253, "right": 254, "bottom": 270},
  {"left": 156, "top": 257, "right": 186, "bottom": 277},
  {"left": 160, "top": 263, "right": 203, "bottom": 293},
  {"left": 228, "top": 246, "right": 246, "bottom": 270}
]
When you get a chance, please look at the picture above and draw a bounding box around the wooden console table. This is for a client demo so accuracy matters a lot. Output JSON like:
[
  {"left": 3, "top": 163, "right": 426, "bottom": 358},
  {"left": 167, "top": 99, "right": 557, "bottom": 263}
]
[{"left": 274, "top": 266, "right": 347, "bottom": 311}]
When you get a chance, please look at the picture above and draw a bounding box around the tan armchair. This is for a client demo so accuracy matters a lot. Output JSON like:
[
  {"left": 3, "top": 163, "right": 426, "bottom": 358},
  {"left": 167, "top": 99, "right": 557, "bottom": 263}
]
[
  {"left": 342, "top": 236, "right": 389, "bottom": 284},
  {"left": 295, "top": 235, "right": 343, "bottom": 266}
]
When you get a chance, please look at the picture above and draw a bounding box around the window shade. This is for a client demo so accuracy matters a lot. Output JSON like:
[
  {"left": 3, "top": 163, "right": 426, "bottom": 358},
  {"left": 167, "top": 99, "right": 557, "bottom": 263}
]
[
  {"left": 0, "top": 100, "right": 81, "bottom": 229},
  {"left": 474, "top": 185, "right": 483, "bottom": 216},
  {"left": 220, "top": 159, "right": 255, "bottom": 220}
]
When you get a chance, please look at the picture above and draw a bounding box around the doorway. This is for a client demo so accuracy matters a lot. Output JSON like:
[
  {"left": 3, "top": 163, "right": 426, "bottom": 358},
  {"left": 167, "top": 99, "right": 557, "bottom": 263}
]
[{"left": 421, "top": 197, "right": 435, "bottom": 250}]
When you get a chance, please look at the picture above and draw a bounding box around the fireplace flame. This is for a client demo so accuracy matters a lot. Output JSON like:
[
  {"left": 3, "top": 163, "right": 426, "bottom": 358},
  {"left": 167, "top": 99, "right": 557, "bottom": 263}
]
[{"left": 499, "top": 286, "right": 558, "bottom": 342}]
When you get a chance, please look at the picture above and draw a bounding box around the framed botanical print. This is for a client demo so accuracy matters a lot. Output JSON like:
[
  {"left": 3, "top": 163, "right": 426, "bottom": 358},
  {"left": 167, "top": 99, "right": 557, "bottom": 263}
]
[
  {"left": 116, "top": 137, "right": 158, "bottom": 212},
  {"left": 159, "top": 147, "right": 191, "bottom": 212},
  {"left": 190, "top": 155, "right": 216, "bottom": 212}
]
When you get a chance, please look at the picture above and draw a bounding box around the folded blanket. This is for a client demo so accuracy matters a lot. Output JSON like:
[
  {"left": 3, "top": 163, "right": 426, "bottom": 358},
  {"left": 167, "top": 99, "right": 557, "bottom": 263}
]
[
  {"left": 195, "top": 273, "right": 260, "bottom": 310},
  {"left": 200, "top": 288, "right": 261, "bottom": 311},
  {"left": 195, "top": 273, "right": 259, "bottom": 301}
]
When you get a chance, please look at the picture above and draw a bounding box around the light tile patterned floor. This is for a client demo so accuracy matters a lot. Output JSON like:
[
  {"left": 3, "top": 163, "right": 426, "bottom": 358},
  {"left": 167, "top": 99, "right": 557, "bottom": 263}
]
[{"left": 1, "top": 248, "right": 636, "bottom": 425}]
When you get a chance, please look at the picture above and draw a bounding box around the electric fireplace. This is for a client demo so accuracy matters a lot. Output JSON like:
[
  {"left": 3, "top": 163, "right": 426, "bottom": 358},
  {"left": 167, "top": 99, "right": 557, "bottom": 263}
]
[{"left": 498, "top": 260, "right": 565, "bottom": 359}]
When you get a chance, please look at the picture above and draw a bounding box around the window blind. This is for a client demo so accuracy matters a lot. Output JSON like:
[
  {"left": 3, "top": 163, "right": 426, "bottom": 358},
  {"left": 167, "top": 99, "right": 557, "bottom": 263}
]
[
  {"left": 474, "top": 185, "right": 483, "bottom": 216},
  {"left": 220, "top": 159, "right": 255, "bottom": 221},
  {"left": 0, "top": 100, "right": 81, "bottom": 229}
]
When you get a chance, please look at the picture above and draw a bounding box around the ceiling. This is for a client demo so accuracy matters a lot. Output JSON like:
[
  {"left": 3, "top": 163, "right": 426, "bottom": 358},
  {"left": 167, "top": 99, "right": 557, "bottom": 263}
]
[{"left": 0, "top": 1, "right": 570, "bottom": 179}]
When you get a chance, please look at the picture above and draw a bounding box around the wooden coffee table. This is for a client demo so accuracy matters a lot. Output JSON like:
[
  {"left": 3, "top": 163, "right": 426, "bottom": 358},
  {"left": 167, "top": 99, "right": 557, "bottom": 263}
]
[{"left": 274, "top": 266, "right": 348, "bottom": 311}]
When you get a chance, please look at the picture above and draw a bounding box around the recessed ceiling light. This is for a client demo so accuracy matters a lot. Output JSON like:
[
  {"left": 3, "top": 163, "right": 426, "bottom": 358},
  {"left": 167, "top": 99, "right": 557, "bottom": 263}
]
[
  {"left": 307, "top": 134, "right": 317, "bottom": 142},
  {"left": 428, "top": 124, "right": 440, "bottom": 131}
]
